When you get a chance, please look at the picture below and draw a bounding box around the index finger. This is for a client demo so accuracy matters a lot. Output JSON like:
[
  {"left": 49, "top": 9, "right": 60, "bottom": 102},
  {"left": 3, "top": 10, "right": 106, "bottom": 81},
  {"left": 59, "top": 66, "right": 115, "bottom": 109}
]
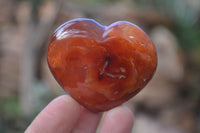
[{"left": 25, "top": 95, "right": 81, "bottom": 133}]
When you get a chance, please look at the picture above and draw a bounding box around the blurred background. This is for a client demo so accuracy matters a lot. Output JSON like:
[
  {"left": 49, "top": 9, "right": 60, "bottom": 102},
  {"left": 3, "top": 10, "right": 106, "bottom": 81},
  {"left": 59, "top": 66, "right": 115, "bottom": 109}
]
[{"left": 0, "top": 0, "right": 200, "bottom": 132}]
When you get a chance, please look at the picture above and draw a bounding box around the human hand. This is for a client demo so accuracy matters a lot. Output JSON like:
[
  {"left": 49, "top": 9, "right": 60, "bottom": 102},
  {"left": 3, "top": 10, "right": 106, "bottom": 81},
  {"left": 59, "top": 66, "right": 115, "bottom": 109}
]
[{"left": 25, "top": 95, "right": 134, "bottom": 133}]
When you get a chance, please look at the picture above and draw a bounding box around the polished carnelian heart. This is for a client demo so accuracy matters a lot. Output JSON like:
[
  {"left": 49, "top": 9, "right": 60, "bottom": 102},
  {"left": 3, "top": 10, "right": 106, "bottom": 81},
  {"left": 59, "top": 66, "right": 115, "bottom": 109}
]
[{"left": 47, "top": 18, "right": 157, "bottom": 112}]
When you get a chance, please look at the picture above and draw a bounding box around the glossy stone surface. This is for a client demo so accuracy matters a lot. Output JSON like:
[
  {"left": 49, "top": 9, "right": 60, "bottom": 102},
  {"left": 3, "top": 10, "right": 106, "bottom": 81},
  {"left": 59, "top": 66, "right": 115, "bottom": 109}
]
[{"left": 47, "top": 18, "right": 157, "bottom": 112}]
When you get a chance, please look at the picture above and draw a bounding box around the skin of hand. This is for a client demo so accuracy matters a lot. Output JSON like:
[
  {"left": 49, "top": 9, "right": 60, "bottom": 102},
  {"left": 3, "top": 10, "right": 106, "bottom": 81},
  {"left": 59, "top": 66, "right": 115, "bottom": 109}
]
[{"left": 25, "top": 95, "right": 134, "bottom": 133}]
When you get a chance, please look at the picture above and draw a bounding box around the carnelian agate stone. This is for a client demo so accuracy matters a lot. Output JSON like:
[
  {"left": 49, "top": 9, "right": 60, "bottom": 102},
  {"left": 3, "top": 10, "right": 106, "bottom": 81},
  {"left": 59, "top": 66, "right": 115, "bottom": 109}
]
[{"left": 47, "top": 18, "right": 157, "bottom": 112}]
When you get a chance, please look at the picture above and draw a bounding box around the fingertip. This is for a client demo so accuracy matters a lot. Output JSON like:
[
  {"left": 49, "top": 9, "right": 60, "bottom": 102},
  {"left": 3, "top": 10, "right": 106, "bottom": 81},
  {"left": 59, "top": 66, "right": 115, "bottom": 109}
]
[
  {"left": 26, "top": 95, "right": 81, "bottom": 133},
  {"left": 71, "top": 106, "right": 102, "bottom": 133},
  {"left": 107, "top": 105, "right": 134, "bottom": 127},
  {"left": 100, "top": 106, "right": 134, "bottom": 133},
  {"left": 56, "top": 95, "right": 81, "bottom": 110},
  {"left": 120, "top": 105, "right": 134, "bottom": 125}
]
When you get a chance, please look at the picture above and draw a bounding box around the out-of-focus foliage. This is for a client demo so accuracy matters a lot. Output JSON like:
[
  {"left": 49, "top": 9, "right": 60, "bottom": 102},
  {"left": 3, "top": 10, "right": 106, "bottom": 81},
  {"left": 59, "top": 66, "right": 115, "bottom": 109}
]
[
  {"left": 134, "top": 0, "right": 200, "bottom": 109},
  {"left": 135, "top": 0, "right": 200, "bottom": 50}
]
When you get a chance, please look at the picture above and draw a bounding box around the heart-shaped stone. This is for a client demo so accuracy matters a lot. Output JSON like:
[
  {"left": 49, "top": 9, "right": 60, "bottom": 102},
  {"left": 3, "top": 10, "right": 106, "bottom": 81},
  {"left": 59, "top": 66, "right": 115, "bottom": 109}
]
[{"left": 47, "top": 18, "right": 157, "bottom": 112}]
